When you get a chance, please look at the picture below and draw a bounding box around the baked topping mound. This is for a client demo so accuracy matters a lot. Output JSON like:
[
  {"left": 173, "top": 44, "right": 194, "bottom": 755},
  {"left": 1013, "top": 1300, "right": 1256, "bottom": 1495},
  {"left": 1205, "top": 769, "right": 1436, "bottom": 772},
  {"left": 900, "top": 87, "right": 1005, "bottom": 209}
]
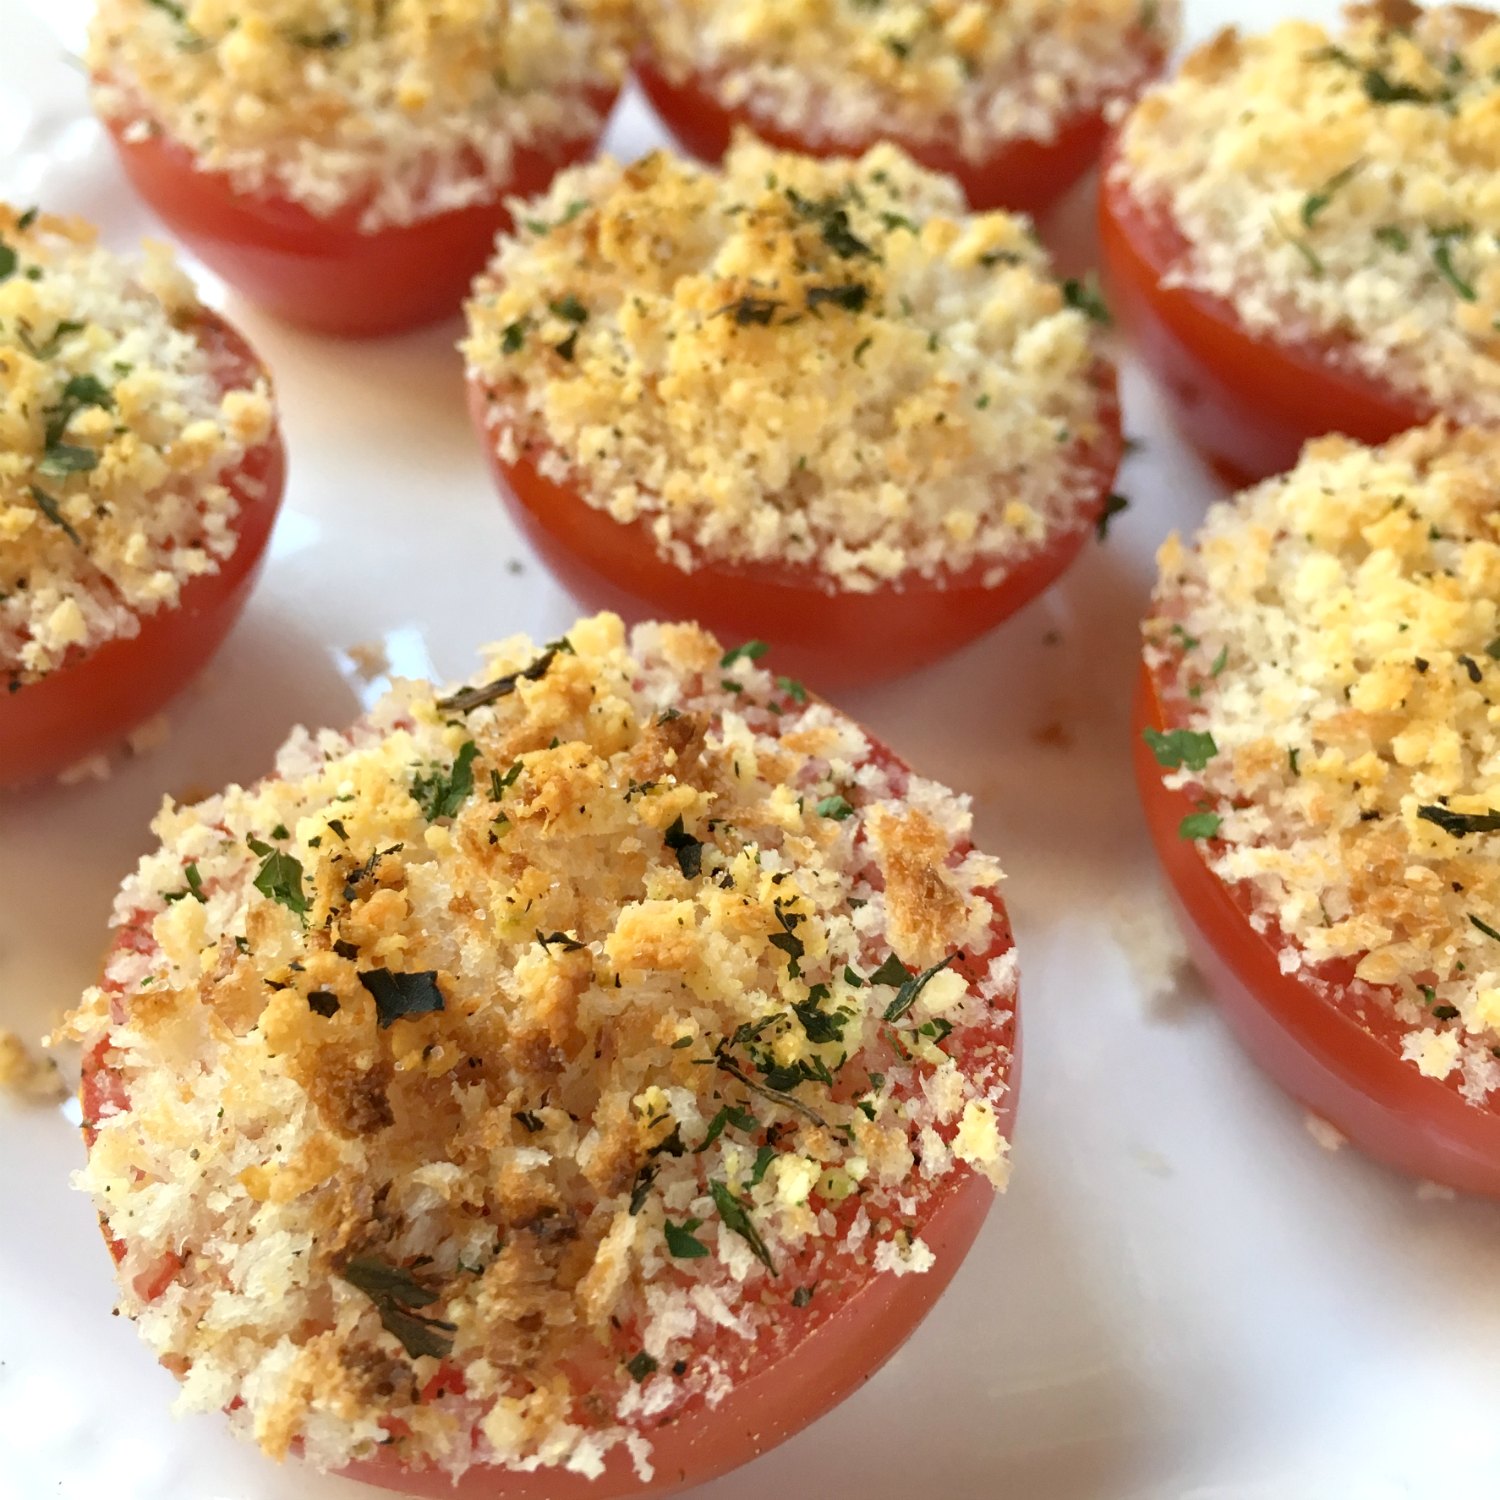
[
  {"left": 1117, "top": 3, "right": 1500, "bottom": 420},
  {"left": 464, "top": 137, "right": 1115, "bottom": 591},
  {"left": 1146, "top": 422, "right": 1500, "bottom": 1101},
  {"left": 67, "top": 613, "right": 1016, "bottom": 1479},
  {"left": 0, "top": 204, "right": 273, "bottom": 685},
  {"left": 88, "top": 0, "right": 629, "bottom": 230}
]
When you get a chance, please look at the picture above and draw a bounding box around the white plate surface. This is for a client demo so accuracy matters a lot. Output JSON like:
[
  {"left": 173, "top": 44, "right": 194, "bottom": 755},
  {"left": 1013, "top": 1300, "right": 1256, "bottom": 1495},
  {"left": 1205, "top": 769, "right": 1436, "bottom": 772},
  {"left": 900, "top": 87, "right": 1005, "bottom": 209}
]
[{"left": 2, "top": 3, "right": 1499, "bottom": 1497}]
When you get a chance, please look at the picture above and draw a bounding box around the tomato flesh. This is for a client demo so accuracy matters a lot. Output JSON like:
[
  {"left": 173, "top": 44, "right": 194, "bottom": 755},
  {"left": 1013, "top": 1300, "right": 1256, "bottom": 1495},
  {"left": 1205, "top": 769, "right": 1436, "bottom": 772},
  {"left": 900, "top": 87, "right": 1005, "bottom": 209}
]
[
  {"left": 99, "top": 90, "right": 618, "bottom": 337},
  {"left": 634, "top": 48, "right": 1166, "bottom": 217},
  {"left": 1135, "top": 660, "right": 1500, "bottom": 1195},
  {"left": 81, "top": 740, "right": 1019, "bottom": 1496},
  {"left": 1099, "top": 142, "right": 1425, "bottom": 486},
  {"left": 468, "top": 371, "right": 1122, "bottom": 690},
  {"left": 0, "top": 311, "right": 286, "bottom": 788}
]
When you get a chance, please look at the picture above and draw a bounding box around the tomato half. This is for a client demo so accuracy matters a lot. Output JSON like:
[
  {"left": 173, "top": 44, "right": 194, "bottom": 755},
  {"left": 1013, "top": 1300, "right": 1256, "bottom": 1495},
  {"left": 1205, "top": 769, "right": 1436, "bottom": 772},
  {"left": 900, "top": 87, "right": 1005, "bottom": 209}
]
[
  {"left": 98, "top": 89, "right": 618, "bottom": 337},
  {"left": 468, "top": 370, "right": 1122, "bottom": 690},
  {"left": 81, "top": 742, "right": 1019, "bottom": 1496},
  {"left": 1098, "top": 141, "right": 1425, "bottom": 487},
  {"left": 634, "top": 44, "right": 1167, "bottom": 217},
  {"left": 0, "top": 311, "right": 286, "bottom": 788},
  {"left": 1135, "top": 660, "right": 1500, "bottom": 1196}
]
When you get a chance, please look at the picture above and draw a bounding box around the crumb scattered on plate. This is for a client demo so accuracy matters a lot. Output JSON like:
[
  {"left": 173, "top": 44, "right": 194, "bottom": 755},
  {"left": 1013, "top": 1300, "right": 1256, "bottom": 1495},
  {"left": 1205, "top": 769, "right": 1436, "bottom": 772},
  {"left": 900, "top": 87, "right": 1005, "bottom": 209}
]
[{"left": 0, "top": 1029, "right": 66, "bottom": 1103}]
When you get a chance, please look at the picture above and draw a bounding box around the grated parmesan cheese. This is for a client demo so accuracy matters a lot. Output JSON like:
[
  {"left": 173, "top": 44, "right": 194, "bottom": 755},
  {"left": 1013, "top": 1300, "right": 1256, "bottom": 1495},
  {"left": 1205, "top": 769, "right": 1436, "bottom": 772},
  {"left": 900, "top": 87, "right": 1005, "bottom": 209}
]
[
  {"left": 88, "top": 0, "right": 630, "bottom": 232},
  {"left": 0, "top": 205, "right": 274, "bottom": 686},
  {"left": 638, "top": 0, "right": 1179, "bottom": 165},
  {"left": 1115, "top": 2, "right": 1500, "bottom": 423},
  {"left": 464, "top": 136, "right": 1117, "bottom": 592},
  {"left": 1144, "top": 422, "right": 1500, "bottom": 1104},
  {"left": 63, "top": 613, "right": 1017, "bottom": 1477}
]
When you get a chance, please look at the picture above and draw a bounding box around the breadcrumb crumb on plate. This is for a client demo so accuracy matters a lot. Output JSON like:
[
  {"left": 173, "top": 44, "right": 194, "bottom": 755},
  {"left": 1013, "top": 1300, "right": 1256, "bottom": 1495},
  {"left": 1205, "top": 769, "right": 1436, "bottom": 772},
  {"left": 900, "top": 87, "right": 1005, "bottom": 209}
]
[
  {"left": 64, "top": 613, "right": 1019, "bottom": 1493},
  {"left": 1136, "top": 421, "right": 1500, "bottom": 1195}
]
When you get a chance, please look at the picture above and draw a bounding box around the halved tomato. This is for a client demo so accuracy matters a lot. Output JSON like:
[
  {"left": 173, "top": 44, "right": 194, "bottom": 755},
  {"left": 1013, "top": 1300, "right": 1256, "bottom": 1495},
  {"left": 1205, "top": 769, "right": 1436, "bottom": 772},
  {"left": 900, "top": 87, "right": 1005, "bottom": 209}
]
[
  {"left": 467, "top": 368, "right": 1123, "bottom": 690},
  {"left": 0, "top": 310, "right": 286, "bottom": 788},
  {"left": 80, "top": 736, "right": 1019, "bottom": 1497},
  {"left": 98, "top": 89, "right": 618, "bottom": 337},
  {"left": 1099, "top": 140, "right": 1424, "bottom": 487},
  {"left": 1135, "top": 658, "right": 1500, "bottom": 1197},
  {"left": 634, "top": 38, "right": 1169, "bottom": 217}
]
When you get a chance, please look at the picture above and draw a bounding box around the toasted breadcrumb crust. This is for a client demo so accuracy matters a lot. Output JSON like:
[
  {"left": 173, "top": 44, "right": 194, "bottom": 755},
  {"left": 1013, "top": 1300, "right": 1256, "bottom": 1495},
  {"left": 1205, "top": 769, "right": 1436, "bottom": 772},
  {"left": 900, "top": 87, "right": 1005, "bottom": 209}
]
[
  {"left": 464, "top": 138, "right": 1116, "bottom": 591},
  {"left": 65, "top": 614, "right": 1016, "bottom": 1478},
  {"left": 88, "top": 0, "right": 629, "bottom": 232},
  {"left": 638, "top": 0, "right": 1179, "bottom": 163},
  {"left": 1116, "top": 3, "right": 1500, "bottom": 423},
  {"left": 0, "top": 206, "right": 274, "bottom": 685},
  {"left": 1145, "top": 423, "right": 1500, "bottom": 1102}
]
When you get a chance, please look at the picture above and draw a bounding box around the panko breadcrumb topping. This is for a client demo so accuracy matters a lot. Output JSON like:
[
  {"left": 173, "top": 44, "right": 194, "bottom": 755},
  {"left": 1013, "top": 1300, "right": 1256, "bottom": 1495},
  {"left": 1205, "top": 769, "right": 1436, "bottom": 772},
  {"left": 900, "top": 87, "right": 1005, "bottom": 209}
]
[
  {"left": 464, "top": 138, "right": 1117, "bottom": 591},
  {"left": 1116, "top": 2, "right": 1500, "bottom": 422},
  {"left": 64, "top": 614, "right": 1016, "bottom": 1479},
  {"left": 88, "top": 0, "right": 629, "bottom": 231},
  {"left": 1145, "top": 423, "right": 1500, "bottom": 1102},
  {"left": 639, "top": 0, "right": 1178, "bottom": 163},
  {"left": 0, "top": 206, "right": 274, "bottom": 686}
]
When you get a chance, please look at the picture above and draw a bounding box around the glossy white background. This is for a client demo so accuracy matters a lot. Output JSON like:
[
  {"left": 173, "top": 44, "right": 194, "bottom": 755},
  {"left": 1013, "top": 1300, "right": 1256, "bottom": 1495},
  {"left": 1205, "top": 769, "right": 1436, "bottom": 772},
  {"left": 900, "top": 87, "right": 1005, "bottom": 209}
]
[{"left": 2, "top": 2, "right": 1498, "bottom": 1496}]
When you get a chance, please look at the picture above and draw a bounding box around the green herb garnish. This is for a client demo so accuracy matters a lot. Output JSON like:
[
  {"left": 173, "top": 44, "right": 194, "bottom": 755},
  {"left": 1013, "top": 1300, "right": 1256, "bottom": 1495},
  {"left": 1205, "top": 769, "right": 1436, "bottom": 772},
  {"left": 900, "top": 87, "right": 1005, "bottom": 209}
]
[
  {"left": 340, "top": 1256, "right": 455, "bottom": 1361},
  {"left": 710, "top": 1179, "right": 776, "bottom": 1274},
  {"left": 1142, "top": 727, "right": 1218, "bottom": 773},
  {"left": 358, "top": 967, "right": 446, "bottom": 1028},
  {"left": 247, "top": 837, "right": 308, "bottom": 916},
  {"left": 411, "top": 740, "right": 479, "bottom": 821}
]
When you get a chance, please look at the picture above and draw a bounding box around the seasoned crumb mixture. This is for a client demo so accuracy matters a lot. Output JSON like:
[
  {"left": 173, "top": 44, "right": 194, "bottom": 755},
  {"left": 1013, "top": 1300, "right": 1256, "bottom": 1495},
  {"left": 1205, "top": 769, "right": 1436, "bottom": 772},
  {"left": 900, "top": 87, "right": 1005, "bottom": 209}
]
[
  {"left": 465, "top": 138, "right": 1117, "bottom": 592},
  {"left": 638, "top": 0, "right": 1178, "bottom": 163},
  {"left": 88, "top": 0, "right": 629, "bottom": 231},
  {"left": 0, "top": 206, "right": 274, "bottom": 686},
  {"left": 1145, "top": 423, "right": 1500, "bottom": 1103},
  {"left": 1116, "top": 2, "right": 1500, "bottom": 422},
  {"left": 65, "top": 614, "right": 1016, "bottom": 1478}
]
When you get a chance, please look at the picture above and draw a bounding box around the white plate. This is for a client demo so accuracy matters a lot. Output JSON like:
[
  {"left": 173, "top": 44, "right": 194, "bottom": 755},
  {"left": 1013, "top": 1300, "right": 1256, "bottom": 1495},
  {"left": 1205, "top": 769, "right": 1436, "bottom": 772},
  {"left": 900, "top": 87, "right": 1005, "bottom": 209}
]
[{"left": 3, "top": 3, "right": 1499, "bottom": 1497}]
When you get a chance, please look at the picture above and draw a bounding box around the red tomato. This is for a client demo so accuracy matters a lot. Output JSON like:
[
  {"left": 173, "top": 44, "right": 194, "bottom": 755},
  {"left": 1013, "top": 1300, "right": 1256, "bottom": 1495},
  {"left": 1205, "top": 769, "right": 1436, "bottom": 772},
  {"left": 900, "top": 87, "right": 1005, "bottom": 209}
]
[
  {"left": 0, "top": 311, "right": 286, "bottom": 788},
  {"left": 1098, "top": 141, "right": 1425, "bottom": 486},
  {"left": 98, "top": 88, "right": 618, "bottom": 337},
  {"left": 634, "top": 43, "right": 1168, "bottom": 218},
  {"left": 468, "top": 368, "right": 1123, "bottom": 690},
  {"left": 82, "top": 749, "right": 1019, "bottom": 1496},
  {"left": 1135, "top": 659, "right": 1500, "bottom": 1197}
]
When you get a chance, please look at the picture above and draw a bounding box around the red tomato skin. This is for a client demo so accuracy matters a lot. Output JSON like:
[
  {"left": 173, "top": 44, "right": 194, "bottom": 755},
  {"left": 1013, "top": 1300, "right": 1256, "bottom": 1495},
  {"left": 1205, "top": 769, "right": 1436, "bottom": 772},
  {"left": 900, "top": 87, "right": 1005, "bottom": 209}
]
[
  {"left": 0, "top": 311, "right": 286, "bottom": 788},
  {"left": 99, "top": 91, "right": 618, "bottom": 337},
  {"left": 1098, "top": 142, "right": 1425, "bottom": 487},
  {"left": 1134, "top": 661, "right": 1500, "bottom": 1196},
  {"left": 633, "top": 49, "right": 1167, "bottom": 217},
  {"left": 468, "top": 370, "right": 1122, "bottom": 690}
]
